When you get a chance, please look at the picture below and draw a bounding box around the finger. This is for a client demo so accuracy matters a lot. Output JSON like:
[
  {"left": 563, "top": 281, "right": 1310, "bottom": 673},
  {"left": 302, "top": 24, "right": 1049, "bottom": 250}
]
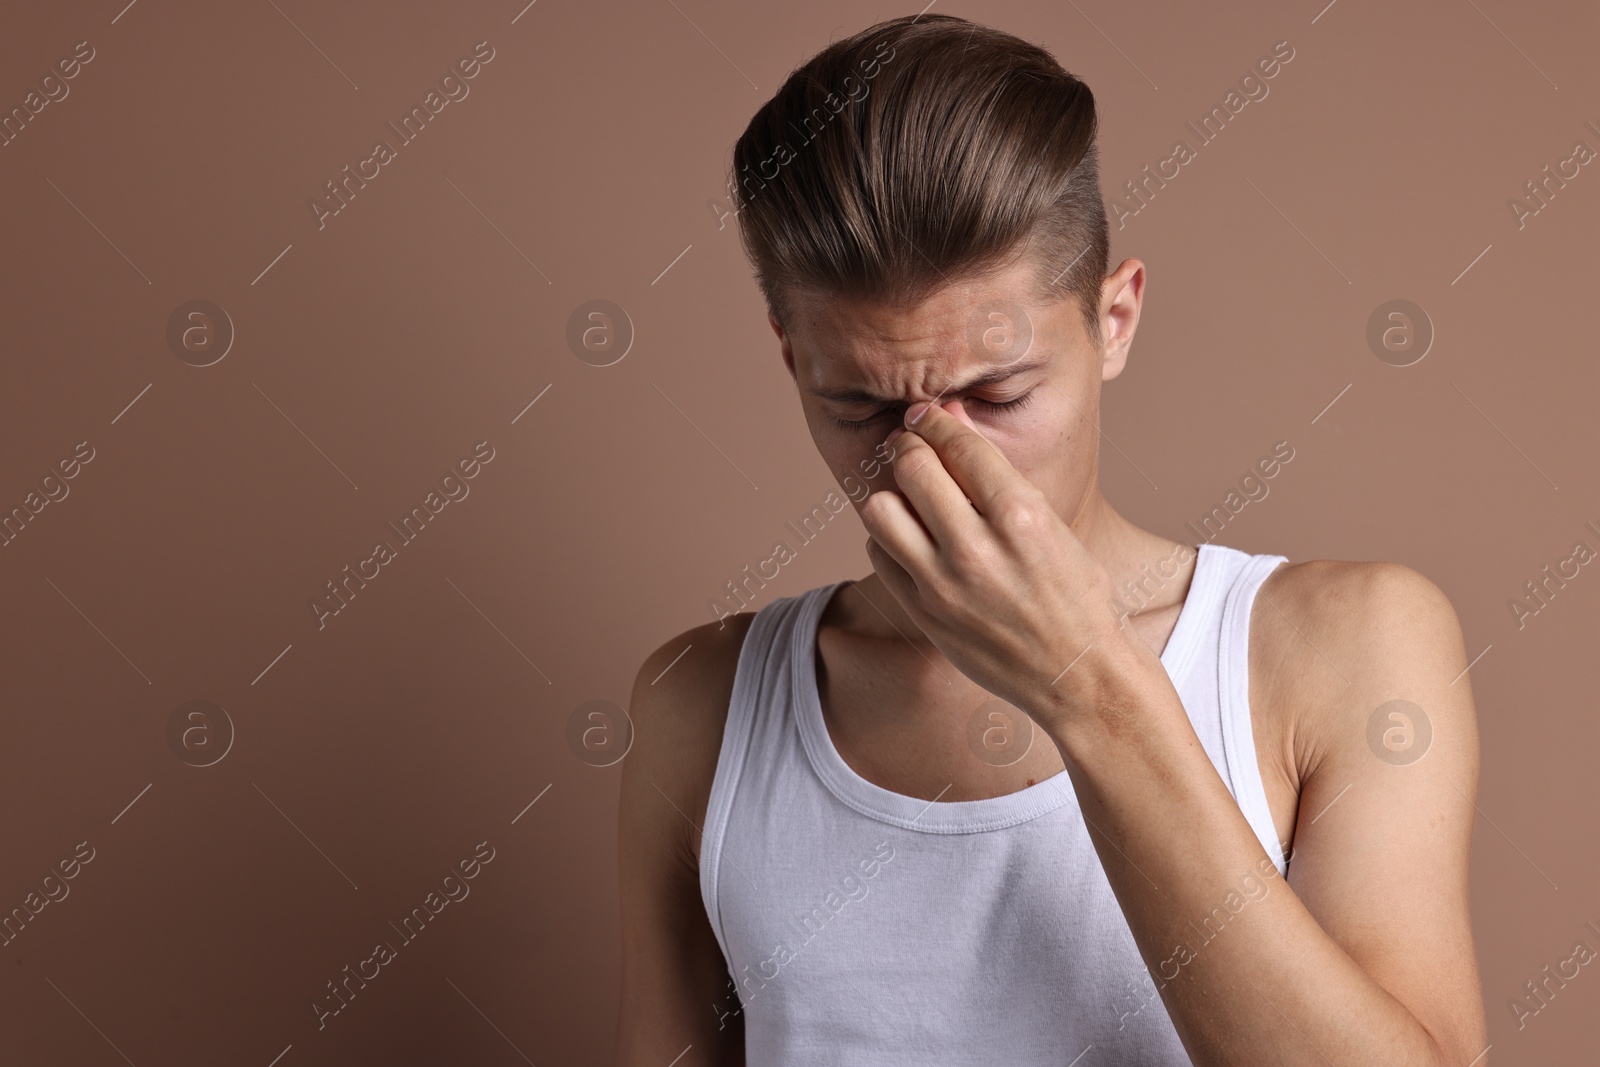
[
  {"left": 859, "top": 486, "right": 938, "bottom": 585},
  {"left": 883, "top": 430, "right": 984, "bottom": 550},
  {"left": 902, "top": 399, "right": 1023, "bottom": 518},
  {"left": 939, "top": 400, "right": 983, "bottom": 503},
  {"left": 864, "top": 536, "right": 921, "bottom": 618}
]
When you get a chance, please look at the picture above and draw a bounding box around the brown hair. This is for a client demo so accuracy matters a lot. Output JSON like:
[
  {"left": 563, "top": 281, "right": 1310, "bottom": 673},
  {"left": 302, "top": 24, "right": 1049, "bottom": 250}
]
[{"left": 728, "top": 13, "right": 1108, "bottom": 344}]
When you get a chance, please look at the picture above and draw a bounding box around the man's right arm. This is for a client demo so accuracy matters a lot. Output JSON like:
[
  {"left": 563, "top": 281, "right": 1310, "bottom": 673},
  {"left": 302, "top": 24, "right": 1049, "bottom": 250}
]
[{"left": 613, "top": 618, "right": 753, "bottom": 1066}]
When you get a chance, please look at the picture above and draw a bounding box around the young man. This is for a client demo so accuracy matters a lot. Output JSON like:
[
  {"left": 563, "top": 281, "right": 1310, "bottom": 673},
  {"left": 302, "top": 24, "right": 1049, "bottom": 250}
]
[{"left": 616, "top": 14, "right": 1487, "bottom": 1066}]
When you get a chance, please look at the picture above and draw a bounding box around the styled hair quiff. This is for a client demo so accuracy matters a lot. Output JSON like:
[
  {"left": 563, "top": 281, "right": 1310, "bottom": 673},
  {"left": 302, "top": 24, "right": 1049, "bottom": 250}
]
[{"left": 728, "top": 13, "right": 1109, "bottom": 344}]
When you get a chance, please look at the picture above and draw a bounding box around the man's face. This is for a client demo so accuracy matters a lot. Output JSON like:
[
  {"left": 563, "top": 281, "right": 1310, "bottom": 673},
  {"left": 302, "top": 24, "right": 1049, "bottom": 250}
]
[{"left": 773, "top": 254, "right": 1143, "bottom": 530}]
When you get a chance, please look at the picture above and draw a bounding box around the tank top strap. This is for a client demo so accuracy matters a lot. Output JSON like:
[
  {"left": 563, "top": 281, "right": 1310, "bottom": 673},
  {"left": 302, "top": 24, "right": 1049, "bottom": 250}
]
[
  {"left": 698, "top": 586, "right": 820, "bottom": 966},
  {"left": 1216, "top": 551, "right": 1291, "bottom": 876}
]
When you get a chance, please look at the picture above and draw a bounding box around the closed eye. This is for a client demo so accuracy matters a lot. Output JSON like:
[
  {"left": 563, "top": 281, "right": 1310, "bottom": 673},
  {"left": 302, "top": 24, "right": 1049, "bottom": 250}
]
[{"left": 832, "top": 391, "right": 1037, "bottom": 432}]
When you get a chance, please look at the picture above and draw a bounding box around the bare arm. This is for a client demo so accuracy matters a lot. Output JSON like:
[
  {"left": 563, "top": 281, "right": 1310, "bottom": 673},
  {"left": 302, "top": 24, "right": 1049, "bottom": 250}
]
[
  {"left": 614, "top": 623, "right": 748, "bottom": 1067},
  {"left": 1044, "top": 561, "right": 1487, "bottom": 1066}
]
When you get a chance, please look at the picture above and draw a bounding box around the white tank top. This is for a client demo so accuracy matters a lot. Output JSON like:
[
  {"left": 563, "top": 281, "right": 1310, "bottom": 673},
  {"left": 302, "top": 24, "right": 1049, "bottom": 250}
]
[{"left": 699, "top": 542, "right": 1290, "bottom": 1064}]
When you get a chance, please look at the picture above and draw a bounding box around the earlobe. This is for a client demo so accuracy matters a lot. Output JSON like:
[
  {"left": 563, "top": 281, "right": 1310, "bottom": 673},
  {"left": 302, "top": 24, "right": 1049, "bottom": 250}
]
[
  {"left": 1102, "top": 341, "right": 1130, "bottom": 382},
  {"left": 1092, "top": 305, "right": 1127, "bottom": 382}
]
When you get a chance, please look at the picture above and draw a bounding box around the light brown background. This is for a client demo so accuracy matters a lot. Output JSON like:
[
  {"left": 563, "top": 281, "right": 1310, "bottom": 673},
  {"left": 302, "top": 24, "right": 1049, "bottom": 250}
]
[{"left": 1, "top": 0, "right": 1596, "bottom": 1063}]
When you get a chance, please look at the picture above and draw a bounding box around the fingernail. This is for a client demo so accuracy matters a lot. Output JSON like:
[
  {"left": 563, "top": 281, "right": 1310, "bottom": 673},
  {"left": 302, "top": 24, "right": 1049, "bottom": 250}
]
[
  {"left": 884, "top": 427, "right": 904, "bottom": 446},
  {"left": 906, "top": 401, "right": 930, "bottom": 425}
]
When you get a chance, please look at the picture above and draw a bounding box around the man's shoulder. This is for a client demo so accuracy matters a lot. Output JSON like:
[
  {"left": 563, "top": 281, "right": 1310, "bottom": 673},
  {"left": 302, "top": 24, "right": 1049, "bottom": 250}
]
[
  {"left": 1250, "top": 555, "right": 1467, "bottom": 745},
  {"left": 1255, "top": 556, "right": 1459, "bottom": 650},
  {"left": 624, "top": 612, "right": 760, "bottom": 860},
  {"left": 631, "top": 611, "right": 759, "bottom": 752}
]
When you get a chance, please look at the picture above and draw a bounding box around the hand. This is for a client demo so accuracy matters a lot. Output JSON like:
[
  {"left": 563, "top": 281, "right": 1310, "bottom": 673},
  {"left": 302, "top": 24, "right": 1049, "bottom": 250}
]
[{"left": 861, "top": 398, "right": 1140, "bottom": 729}]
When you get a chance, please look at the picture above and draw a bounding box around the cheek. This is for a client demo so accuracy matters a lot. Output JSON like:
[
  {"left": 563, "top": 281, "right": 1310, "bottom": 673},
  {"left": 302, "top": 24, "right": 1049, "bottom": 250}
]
[
  {"left": 975, "top": 410, "right": 1051, "bottom": 467},
  {"left": 980, "top": 404, "right": 1084, "bottom": 487},
  {"left": 1043, "top": 395, "right": 1095, "bottom": 451}
]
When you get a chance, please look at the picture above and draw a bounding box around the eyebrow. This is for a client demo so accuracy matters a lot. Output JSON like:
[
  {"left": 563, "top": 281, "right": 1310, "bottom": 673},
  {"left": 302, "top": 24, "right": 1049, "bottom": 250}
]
[{"left": 808, "top": 354, "right": 1053, "bottom": 405}]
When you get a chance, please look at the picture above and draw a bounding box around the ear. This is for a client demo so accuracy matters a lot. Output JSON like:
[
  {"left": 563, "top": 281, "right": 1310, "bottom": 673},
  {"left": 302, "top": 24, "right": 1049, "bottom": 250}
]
[
  {"left": 771, "top": 310, "right": 797, "bottom": 381},
  {"left": 1097, "top": 259, "right": 1145, "bottom": 383}
]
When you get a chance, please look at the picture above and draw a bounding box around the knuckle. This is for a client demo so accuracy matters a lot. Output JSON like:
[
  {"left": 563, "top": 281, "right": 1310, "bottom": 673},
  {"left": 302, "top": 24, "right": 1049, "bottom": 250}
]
[
  {"left": 994, "top": 489, "right": 1044, "bottom": 535},
  {"left": 896, "top": 447, "right": 934, "bottom": 480},
  {"left": 947, "top": 536, "right": 993, "bottom": 573}
]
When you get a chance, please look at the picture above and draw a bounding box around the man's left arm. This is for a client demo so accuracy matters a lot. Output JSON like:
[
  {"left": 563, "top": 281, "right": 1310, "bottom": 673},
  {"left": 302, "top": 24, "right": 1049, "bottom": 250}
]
[{"left": 1046, "top": 560, "right": 1488, "bottom": 1066}]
